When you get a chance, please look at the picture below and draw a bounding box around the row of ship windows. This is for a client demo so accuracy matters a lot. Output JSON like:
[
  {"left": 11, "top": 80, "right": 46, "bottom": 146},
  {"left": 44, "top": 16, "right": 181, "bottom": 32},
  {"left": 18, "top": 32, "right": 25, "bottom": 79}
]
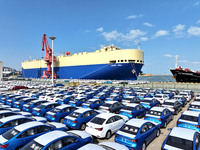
[{"left": 110, "top": 60, "right": 143, "bottom": 64}]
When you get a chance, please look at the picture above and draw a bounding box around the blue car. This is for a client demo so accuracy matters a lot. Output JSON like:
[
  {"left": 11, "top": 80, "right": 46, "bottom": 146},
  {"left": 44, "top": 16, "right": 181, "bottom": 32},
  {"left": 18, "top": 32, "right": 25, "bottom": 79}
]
[
  {"left": 68, "top": 97, "right": 87, "bottom": 107},
  {"left": 86, "top": 91, "right": 96, "bottom": 99},
  {"left": 31, "top": 91, "right": 45, "bottom": 98},
  {"left": 188, "top": 102, "right": 200, "bottom": 112},
  {"left": 45, "top": 104, "right": 77, "bottom": 123},
  {"left": 173, "top": 95, "right": 187, "bottom": 107},
  {"left": 144, "top": 107, "right": 173, "bottom": 128},
  {"left": 32, "top": 102, "right": 60, "bottom": 117},
  {"left": 13, "top": 98, "right": 37, "bottom": 109},
  {"left": 0, "top": 121, "right": 67, "bottom": 150},
  {"left": 162, "top": 90, "right": 174, "bottom": 99},
  {"left": 81, "top": 99, "right": 104, "bottom": 109},
  {"left": 0, "top": 110, "right": 24, "bottom": 119},
  {"left": 0, "top": 93, "right": 12, "bottom": 104},
  {"left": 93, "top": 92, "right": 110, "bottom": 100},
  {"left": 64, "top": 108, "right": 99, "bottom": 130},
  {"left": 0, "top": 115, "right": 46, "bottom": 135},
  {"left": 5, "top": 96, "right": 28, "bottom": 107},
  {"left": 119, "top": 103, "right": 147, "bottom": 119},
  {"left": 115, "top": 119, "right": 160, "bottom": 150},
  {"left": 56, "top": 95, "right": 75, "bottom": 104},
  {"left": 105, "top": 94, "right": 123, "bottom": 102},
  {"left": 121, "top": 96, "right": 141, "bottom": 104},
  {"left": 21, "top": 130, "right": 93, "bottom": 150},
  {"left": 177, "top": 111, "right": 200, "bottom": 132},
  {"left": 140, "top": 98, "right": 160, "bottom": 109},
  {"left": 161, "top": 127, "right": 200, "bottom": 150},
  {"left": 3, "top": 94, "right": 20, "bottom": 104},
  {"left": 22, "top": 99, "right": 47, "bottom": 112}
]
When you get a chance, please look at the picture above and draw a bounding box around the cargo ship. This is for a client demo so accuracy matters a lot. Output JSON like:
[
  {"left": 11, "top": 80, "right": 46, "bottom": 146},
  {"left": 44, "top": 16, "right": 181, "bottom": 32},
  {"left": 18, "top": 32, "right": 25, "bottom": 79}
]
[
  {"left": 21, "top": 45, "right": 144, "bottom": 80},
  {"left": 170, "top": 67, "right": 200, "bottom": 82}
]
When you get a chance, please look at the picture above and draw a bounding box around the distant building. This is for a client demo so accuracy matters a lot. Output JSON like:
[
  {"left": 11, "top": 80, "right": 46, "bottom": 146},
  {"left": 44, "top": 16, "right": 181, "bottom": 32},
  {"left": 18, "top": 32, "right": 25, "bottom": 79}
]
[{"left": 0, "top": 61, "right": 2, "bottom": 80}]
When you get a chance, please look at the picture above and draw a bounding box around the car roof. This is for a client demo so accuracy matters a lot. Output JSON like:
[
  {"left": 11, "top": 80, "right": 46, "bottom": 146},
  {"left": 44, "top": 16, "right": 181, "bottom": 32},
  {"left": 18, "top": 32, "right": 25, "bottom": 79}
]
[
  {"left": 182, "top": 111, "right": 200, "bottom": 117},
  {"left": 15, "top": 121, "right": 44, "bottom": 132},
  {"left": 95, "top": 113, "right": 116, "bottom": 119},
  {"left": 55, "top": 104, "right": 72, "bottom": 109},
  {"left": 170, "top": 127, "right": 196, "bottom": 141},
  {"left": 74, "top": 108, "right": 91, "bottom": 113},
  {"left": 126, "top": 118, "right": 149, "bottom": 127},
  {"left": 150, "top": 107, "right": 165, "bottom": 112},
  {"left": 35, "top": 130, "right": 68, "bottom": 146},
  {"left": 143, "top": 98, "right": 153, "bottom": 101},
  {"left": 41, "top": 102, "right": 56, "bottom": 106},
  {"left": 0, "top": 115, "right": 25, "bottom": 123},
  {"left": 191, "top": 102, "right": 200, "bottom": 105},
  {"left": 31, "top": 99, "right": 46, "bottom": 103},
  {"left": 164, "top": 100, "right": 177, "bottom": 103},
  {"left": 88, "top": 99, "right": 99, "bottom": 102},
  {"left": 105, "top": 101, "right": 118, "bottom": 104},
  {"left": 124, "top": 103, "right": 138, "bottom": 107},
  {"left": 0, "top": 110, "right": 12, "bottom": 114}
]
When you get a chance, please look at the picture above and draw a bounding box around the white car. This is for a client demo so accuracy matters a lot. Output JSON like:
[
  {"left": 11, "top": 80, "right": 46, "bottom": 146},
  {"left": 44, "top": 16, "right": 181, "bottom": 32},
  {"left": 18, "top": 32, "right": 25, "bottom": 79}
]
[
  {"left": 39, "top": 93, "right": 54, "bottom": 100},
  {"left": 188, "top": 101, "right": 200, "bottom": 111},
  {"left": 153, "top": 94, "right": 169, "bottom": 104},
  {"left": 85, "top": 113, "right": 128, "bottom": 139},
  {"left": 178, "top": 92, "right": 191, "bottom": 102},
  {"left": 47, "top": 94, "right": 66, "bottom": 102},
  {"left": 78, "top": 142, "right": 129, "bottom": 150}
]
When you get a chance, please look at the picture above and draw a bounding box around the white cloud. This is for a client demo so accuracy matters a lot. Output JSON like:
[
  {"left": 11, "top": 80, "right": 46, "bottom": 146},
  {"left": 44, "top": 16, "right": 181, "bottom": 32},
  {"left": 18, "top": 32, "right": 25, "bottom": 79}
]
[
  {"left": 196, "top": 20, "right": 200, "bottom": 24},
  {"left": 173, "top": 24, "right": 185, "bottom": 38},
  {"left": 193, "top": 2, "right": 200, "bottom": 6},
  {"left": 164, "top": 54, "right": 173, "bottom": 58},
  {"left": 96, "top": 27, "right": 104, "bottom": 32},
  {"left": 155, "top": 30, "right": 169, "bottom": 37},
  {"left": 187, "top": 26, "right": 200, "bottom": 36},
  {"left": 143, "top": 22, "right": 155, "bottom": 27},
  {"left": 101, "top": 29, "right": 146, "bottom": 45},
  {"left": 126, "top": 14, "right": 143, "bottom": 19}
]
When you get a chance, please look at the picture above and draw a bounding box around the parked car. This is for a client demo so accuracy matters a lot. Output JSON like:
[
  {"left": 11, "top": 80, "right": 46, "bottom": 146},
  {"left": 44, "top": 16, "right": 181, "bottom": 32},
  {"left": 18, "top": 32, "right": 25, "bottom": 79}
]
[
  {"left": 45, "top": 104, "right": 77, "bottom": 123},
  {"left": 21, "top": 130, "right": 93, "bottom": 150},
  {"left": 105, "top": 94, "right": 123, "bottom": 102},
  {"left": 99, "top": 101, "right": 124, "bottom": 113},
  {"left": 177, "top": 111, "right": 200, "bottom": 132},
  {"left": 32, "top": 102, "right": 60, "bottom": 117},
  {"left": 161, "top": 127, "right": 200, "bottom": 150},
  {"left": 188, "top": 102, "right": 200, "bottom": 112},
  {"left": 81, "top": 99, "right": 104, "bottom": 109},
  {"left": 68, "top": 97, "right": 88, "bottom": 107},
  {"left": 56, "top": 95, "right": 75, "bottom": 104},
  {"left": 172, "top": 95, "right": 187, "bottom": 107},
  {"left": 153, "top": 94, "right": 169, "bottom": 104},
  {"left": 64, "top": 108, "right": 99, "bottom": 130},
  {"left": 22, "top": 99, "right": 47, "bottom": 112},
  {"left": 140, "top": 98, "right": 160, "bottom": 109},
  {"left": 5, "top": 96, "right": 28, "bottom": 107},
  {"left": 0, "top": 121, "right": 66, "bottom": 150},
  {"left": 13, "top": 97, "right": 37, "bottom": 109},
  {"left": 119, "top": 103, "right": 147, "bottom": 119},
  {"left": 85, "top": 113, "right": 128, "bottom": 139},
  {"left": 162, "top": 100, "right": 182, "bottom": 115},
  {"left": 115, "top": 119, "right": 160, "bottom": 150},
  {"left": 121, "top": 96, "right": 141, "bottom": 104},
  {"left": 144, "top": 107, "right": 173, "bottom": 128}
]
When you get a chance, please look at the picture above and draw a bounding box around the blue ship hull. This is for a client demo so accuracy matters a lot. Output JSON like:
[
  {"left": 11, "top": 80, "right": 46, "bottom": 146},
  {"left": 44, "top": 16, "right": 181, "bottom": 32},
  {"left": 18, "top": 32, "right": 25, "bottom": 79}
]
[{"left": 22, "top": 63, "right": 143, "bottom": 80}]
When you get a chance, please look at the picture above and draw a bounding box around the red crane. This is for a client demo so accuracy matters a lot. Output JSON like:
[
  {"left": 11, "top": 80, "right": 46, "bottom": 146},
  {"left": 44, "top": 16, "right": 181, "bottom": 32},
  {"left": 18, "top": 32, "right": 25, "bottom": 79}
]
[{"left": 41, "top": 34, "right": 57, "bottom": 78}]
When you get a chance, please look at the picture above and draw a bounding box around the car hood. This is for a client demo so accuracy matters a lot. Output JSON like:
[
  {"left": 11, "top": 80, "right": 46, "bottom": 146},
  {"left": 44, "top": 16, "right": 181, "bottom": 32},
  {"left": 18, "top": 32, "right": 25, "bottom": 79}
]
[{"left": 68, "top": 130, "right": 91, "bottom": 139}]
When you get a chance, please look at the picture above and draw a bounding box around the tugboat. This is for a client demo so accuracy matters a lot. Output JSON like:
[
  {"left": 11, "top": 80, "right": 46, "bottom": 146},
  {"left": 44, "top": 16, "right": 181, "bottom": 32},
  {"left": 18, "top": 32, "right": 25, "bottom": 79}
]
[{"left": 170, "top": 67, "right": 200, "bottom": 82}]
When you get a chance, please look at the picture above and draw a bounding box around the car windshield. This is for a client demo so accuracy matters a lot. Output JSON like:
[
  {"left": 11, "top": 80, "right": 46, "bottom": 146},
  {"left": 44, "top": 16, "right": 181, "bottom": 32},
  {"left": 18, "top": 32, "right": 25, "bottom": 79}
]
[
  {"left": 101, "top": 103, "right": 112, "bottom": 107},
  {"left": 2, "top": 128, "right": 20, "bottom": 140},
  {"left": 147, "top": 110, "right": 162, "bottom": 116},
  {"left": 21, "top": 140, "right": 44, "bottom": 150},
  {"left": 36, "top": 105, "right": 45, "bottom": 109},
  {"left": 90, "top": 117, "right": 106, "bottom": 125},
  {"left": 180, "top": 115, "right": 198, "bottom": 122},
  {"left": 85, "top": 101, "right": 92, "bottom": 104},
  {"left": 50, "top": 108, "right": 61, "bottom": 113},
  {"left": 68, "top": 112, "right": 81, "bottom": 118},
  {"left": 179, "top": 94, "right": 187, "bottom": 96},
  {"left": 154, "top": 95, "right": 162, "bottom": 98},
  {"left": 123, "top": 106, "right": 135, "bottom": 111},
  {"left": 100, "top": 144, "right": 115, "bottom": 150},
  {"left": 190, "top": 105, "right": 200, "bottom": 109},
  {"left": 120, "top": 124, "right": 139, "bottom": 135},
  {"left": 163, "top": 102, "right": 174, "bottom": 106},
  {"left": 166, "top": 135, "right": 193, "bottom": 150}
]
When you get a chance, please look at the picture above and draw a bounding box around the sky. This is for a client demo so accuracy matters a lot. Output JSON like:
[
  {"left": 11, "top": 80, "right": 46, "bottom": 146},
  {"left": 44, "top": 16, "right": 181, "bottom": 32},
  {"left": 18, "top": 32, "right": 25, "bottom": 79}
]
[{"left": 0, "top": 0, "right": 200, "bottom": 75}]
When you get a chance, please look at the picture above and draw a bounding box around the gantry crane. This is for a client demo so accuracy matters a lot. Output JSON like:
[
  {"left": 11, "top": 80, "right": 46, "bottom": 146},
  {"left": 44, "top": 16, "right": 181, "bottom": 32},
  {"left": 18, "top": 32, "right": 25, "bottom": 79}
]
[{"left": 41, "top": 34, "right": 57, "bottom": 78}]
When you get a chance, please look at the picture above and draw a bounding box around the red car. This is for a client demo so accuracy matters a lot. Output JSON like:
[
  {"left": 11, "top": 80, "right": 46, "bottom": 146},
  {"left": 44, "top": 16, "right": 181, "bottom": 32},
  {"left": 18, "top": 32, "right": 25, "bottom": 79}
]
[{"left": 12, "top": 86, "right": 28, "bottom": 90}]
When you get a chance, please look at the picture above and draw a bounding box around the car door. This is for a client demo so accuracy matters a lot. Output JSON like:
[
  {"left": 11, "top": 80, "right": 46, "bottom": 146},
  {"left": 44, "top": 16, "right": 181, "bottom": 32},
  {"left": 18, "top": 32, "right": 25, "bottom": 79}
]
[
  {"left": 105, "top": 117, "right": 116, "bottom": 133},
  {"left": 113, "top": 115, "right": 124, "bottom": 132},
  {"left": 140, "top": 123, "right": 151, "bottom": 144}
]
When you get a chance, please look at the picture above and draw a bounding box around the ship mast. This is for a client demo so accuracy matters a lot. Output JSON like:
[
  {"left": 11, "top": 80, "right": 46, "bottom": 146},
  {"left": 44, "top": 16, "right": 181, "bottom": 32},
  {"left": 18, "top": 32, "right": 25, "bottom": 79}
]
[{"left": 175, "top": 55, "right": 178, "bottom": 68}]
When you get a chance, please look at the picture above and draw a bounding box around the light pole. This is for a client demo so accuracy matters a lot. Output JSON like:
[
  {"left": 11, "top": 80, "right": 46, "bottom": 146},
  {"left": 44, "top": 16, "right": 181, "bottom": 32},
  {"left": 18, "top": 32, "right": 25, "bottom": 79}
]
[{"left": 49, "top": 36, "right": 56, "bottom": 85}]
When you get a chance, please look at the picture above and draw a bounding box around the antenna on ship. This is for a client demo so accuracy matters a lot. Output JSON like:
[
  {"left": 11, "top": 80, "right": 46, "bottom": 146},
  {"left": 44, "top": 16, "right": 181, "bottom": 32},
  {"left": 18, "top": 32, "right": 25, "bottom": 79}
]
[
  {"left": 138, "top": 44, "right": 141, "bottom": 50},
  {"left": 175, "top": 55, "right": 178, "bottom": 68}
]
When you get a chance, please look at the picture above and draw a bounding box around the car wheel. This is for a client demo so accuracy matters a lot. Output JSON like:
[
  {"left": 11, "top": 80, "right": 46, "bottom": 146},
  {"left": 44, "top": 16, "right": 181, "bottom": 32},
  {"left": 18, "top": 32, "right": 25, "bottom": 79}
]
[
  {"left": 141, "top": 142, "right": 146, "bottom": 150},
  {"left": 164, "top": 121, "right": 167, "bottom": 128},
  {"left": 60, "top": 118, "right": 65, "bottom": 124},
  {"left": 156, "top": 129, "right": 160, "bottom": 137},
  {"left": 105, "top": 130, "right": 112, "bottom": 139},
  {"left": 80, "top": 123, "right": 86, "bottom": 130}
]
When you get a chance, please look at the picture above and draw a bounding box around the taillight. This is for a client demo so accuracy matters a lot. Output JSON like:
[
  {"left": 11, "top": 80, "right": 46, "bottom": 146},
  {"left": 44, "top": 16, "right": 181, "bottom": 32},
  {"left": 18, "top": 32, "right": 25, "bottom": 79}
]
[
  {"left": 144, "top": 116, "right": 147, "bottom": 118},
  {"left": 193, "top": 125, "right": 200, "bottom": 128},
  {"left": 128, "top": 112, "right": 133, "bottom": 115},
  {"left": 95, "top": 127, "right": 103, "bottom": 131},
  {"left": 0, "top": 144, "right": 9, "bottom": 148},
  {"left": 52, "top": 115, "right": 56, "bottom": 118},
  {"left": 129, "top": 139, "right": 138, "bottom": 143},
  {"left": 171, "top": 107, "right": 175, "bottom": 109},
  {"left": 72, "top": 120, "right": 77, "bottom": 123},
  {"left": 106, "top": 109, "right": 110, "bottom": 111},
  {"left": 37, "top": 110, "right": 41, "bottom": 113},
  {"left": 9, "top": 101, "right": 12, "bottom": 103},
  {"left": 17, "top": 104, "right": 20, "bottom": 105},
  {"left": 26, "top": 107, "right": 30, "bottom": 109},
  {"left": 157, "top": 119, "right": 162, "bottom": 121}
]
